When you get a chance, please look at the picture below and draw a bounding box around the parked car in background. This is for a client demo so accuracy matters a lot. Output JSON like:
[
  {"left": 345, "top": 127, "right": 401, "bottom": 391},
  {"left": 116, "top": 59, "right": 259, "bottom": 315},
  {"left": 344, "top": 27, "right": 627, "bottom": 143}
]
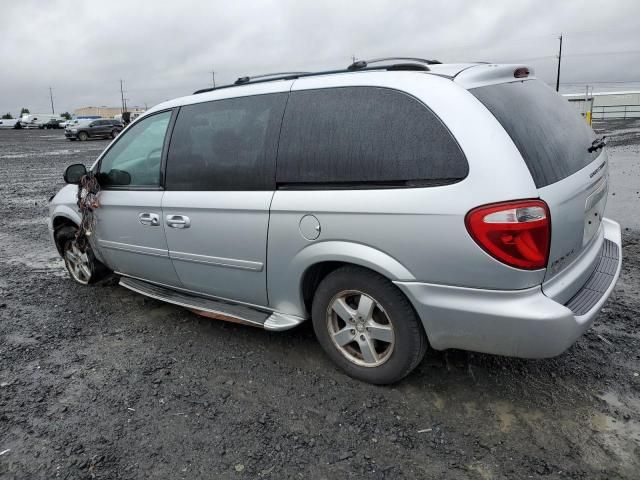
[
  {"left": 42, "top": 118, "right": 64, "bottom": 129},
  {"left": 0, "top": 118, "right": 22, "bottom": 129},
  {"left": 65, "top": 119, "right": 124, "bottom": 141},
  {"left": 49, "top": 59, "right": 622, "bottom": 384}
]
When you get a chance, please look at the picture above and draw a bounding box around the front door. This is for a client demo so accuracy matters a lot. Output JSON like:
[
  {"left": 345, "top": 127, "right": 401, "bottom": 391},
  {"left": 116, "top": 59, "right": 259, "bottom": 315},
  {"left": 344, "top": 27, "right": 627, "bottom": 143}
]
[
  {"left": 93, "top": 110, "right": 180, "bottom": 287},
  {"left": 161, "top": 91, "right": 289, "bottom": 306}
]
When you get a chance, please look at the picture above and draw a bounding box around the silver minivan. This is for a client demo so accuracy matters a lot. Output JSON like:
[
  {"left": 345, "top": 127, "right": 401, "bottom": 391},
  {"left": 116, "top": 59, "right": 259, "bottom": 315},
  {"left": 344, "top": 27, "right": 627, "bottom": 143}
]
[{"left": 49, "top": 59, "right": 622, "bottom": 384}]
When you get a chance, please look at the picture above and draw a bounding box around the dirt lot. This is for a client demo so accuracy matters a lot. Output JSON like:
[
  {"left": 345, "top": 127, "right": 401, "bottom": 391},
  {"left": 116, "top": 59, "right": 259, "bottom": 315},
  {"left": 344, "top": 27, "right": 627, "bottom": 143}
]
[{"left": 0, "top": 124, "right": 639, "bottom": 479}]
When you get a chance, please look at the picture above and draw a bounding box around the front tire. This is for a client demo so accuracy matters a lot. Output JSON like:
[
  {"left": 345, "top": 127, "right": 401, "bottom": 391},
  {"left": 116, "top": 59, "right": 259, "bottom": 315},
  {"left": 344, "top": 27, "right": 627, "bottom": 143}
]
[
  {"left": 311, "top": 266, "right": 427, "bottom": 385},
  {"left": 55, "top": 226, "right": 110, "bottom": 285},
  {"left": 77, "top": 131, "right": 88, "bottom": 141}
]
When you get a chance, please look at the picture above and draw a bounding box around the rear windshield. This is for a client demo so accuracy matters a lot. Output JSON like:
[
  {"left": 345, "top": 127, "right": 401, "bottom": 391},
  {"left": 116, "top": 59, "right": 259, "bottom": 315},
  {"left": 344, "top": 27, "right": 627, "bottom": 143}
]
[{"left": 470, "top": 80, "right": 598, "bottom": 188}]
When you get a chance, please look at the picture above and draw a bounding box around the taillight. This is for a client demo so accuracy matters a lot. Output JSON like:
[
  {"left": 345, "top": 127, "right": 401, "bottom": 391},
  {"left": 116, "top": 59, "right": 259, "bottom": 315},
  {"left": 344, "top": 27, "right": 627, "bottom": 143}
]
[{"left": 465, "top": 200, "right": 550, "bottom": 270}]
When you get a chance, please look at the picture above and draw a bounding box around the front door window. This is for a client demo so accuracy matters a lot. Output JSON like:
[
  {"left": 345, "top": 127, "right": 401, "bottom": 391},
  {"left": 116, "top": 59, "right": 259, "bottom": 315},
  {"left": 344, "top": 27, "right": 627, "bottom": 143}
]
[{"left": 98, "top": 111, "right": 171, "bottom": 187}]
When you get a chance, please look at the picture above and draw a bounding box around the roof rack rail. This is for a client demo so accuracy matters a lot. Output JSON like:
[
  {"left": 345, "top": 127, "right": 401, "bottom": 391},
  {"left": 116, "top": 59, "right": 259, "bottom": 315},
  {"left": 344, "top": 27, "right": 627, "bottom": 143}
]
[
  {"left": 234, "top": 71, "right": 311, "bottom": 85},
  {"left": 192, "top": 59, "right": 444, "bottom": 95},
  {"left": 347, "top": 57, "right": 442, "bottom": 71},
  {"left": 194, "top": 71, "right": 310, "bottom": 94}
]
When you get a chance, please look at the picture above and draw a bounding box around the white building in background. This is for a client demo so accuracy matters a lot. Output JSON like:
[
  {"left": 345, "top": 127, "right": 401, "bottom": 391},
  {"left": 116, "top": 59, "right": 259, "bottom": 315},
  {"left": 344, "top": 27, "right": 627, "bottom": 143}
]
[
  {"left": 563, "top": 91, "right": 640, "bottom": 120},
  {"left": 73, "top": 106, "right": 146, "bottom": 119}
]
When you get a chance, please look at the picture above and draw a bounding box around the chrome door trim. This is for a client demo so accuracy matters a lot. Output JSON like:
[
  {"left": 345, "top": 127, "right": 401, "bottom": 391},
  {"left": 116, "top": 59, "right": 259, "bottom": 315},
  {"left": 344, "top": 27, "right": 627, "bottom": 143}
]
[
  {"left": 98, "top": 239, "right": 169, "bottom": 258},
  {"left": 168, "top": 250, "right": 264, "bottom": 271}
]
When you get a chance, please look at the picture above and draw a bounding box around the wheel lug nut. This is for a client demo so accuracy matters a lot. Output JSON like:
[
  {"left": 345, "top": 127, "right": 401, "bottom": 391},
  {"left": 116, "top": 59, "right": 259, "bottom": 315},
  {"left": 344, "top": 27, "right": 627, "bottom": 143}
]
[
  {"left": 360, "top": 335, "right": 365, "bottom": 341},
  {"left": 350, "top": 329, "right": 355, "bottom": 334}
]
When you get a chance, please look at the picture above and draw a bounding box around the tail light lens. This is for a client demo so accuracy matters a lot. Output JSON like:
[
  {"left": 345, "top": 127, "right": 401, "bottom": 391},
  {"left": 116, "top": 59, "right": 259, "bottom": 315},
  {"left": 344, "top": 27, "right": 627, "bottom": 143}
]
[{"left": 465, "top": 200, "right": 551, "bottom": 270}]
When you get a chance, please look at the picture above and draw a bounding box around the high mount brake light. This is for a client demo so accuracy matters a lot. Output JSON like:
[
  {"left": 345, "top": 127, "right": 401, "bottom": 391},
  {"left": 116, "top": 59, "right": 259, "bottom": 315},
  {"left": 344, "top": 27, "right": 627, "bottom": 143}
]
[
  {"left": 465, "top": 200, "right": 551, "bottom": 270},
  {"left": 514, "top": 67, "right": 530, "bottom": 78}
]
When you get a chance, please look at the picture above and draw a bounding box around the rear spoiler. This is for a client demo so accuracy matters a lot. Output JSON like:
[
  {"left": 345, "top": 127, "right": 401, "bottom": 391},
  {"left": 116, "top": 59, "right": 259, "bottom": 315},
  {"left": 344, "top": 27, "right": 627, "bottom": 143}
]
[{"left": 454, "top": 64, "right": 535, "bottom": 89}]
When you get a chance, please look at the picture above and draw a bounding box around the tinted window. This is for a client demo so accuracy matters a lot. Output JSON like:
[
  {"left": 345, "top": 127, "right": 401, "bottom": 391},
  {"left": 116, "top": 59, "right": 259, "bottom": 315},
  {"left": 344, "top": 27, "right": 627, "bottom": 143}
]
[
  {"left": 470, "top": 80, "right": 598, "bottom": 188},
  {"left": 98, "top": 111, "right": 171, "bottom": 187},
  {"left": 276, "top": 87, "right": 467, "bottom": 187},
  {"left": 166, "top": 93, "right": 287, "bottom": 191}
]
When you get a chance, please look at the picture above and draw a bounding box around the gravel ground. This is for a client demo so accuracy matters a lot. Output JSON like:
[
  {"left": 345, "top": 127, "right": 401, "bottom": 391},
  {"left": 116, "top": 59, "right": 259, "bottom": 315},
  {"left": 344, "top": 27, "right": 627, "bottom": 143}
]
[{"left": 0, "top": 125, "right": 639, "bottom": 479}]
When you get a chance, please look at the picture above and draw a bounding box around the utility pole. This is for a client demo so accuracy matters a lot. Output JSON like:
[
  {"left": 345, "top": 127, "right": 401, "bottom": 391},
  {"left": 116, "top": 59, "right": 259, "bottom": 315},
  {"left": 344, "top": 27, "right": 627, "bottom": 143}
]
[
  {"left": 555, "top": 34, "right": 563, "bottom": 92},
  {"left": 120, "top": 79, "right": 126, "bottom": 113},
  {"left": 210, "top": 70, "right": 216, "bottom": 88},
  {"left": 49, "top": 87, "right": 55, "bottom": 114}
]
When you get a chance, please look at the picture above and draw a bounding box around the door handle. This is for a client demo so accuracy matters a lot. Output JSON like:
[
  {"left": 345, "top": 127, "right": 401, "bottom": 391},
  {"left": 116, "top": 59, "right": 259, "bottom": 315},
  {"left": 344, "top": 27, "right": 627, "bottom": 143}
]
[
  {"left": 138, "top": 212, "right": 160, "bottom": 226},
  {"left": 166, "top": 214, "right": 191, "bottom": 229}
]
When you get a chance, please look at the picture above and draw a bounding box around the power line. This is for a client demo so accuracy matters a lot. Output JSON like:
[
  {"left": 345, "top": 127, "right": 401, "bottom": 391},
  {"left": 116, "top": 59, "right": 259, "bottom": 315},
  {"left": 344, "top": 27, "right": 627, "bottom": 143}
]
[{"left": 564, "top": 50, "right": 640, "bottom": 58}]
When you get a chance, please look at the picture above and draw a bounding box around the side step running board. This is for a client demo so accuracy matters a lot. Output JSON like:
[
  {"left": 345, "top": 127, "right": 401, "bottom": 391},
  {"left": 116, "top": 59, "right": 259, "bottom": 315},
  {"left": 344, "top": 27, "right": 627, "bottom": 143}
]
[{"left": 119, "top": 277, "right": 304, "bottom": 331}]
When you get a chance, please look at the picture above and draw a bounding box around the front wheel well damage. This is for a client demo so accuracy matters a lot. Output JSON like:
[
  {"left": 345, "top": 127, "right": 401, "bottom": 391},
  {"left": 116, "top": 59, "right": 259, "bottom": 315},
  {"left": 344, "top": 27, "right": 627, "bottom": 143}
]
[{"left": 52, "top": 217, "right": 78, "bottom": 255}]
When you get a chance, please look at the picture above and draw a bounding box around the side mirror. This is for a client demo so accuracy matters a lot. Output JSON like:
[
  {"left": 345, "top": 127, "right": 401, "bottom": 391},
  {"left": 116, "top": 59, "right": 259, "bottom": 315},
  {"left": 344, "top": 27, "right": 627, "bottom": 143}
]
[{"left": 64, "top": 163, "right": 87, "bottom": 184}]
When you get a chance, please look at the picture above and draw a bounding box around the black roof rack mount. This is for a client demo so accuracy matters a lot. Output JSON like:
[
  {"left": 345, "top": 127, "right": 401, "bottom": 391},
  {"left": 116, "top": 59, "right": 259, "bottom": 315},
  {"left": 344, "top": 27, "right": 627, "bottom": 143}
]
[{"left": 193, "top": 57, "right": 443, "bottom": 95}]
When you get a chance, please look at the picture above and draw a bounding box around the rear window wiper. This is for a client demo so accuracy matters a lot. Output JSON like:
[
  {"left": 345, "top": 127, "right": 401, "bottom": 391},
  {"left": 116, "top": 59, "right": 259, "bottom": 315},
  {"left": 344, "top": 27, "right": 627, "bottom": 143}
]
[{"left": 588, "top": 136, "right": 606, "bottom": 153}]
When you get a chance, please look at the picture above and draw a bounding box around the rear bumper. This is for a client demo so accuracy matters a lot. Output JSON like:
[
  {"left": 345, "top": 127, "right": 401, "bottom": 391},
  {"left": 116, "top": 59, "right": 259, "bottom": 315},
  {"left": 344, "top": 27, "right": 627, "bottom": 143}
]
[{"left": 395, "top": 218, "right": 622, "bottom": 358}]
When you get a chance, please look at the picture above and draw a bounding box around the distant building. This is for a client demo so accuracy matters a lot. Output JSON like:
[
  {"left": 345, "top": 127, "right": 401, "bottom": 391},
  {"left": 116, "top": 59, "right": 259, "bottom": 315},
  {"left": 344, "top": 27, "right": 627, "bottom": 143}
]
[
  {"left": 563, "top": 91, "right": 640, "bottom": 120},
  {"left": 73, "top": 106, "right": 146, "bottom": 119}
]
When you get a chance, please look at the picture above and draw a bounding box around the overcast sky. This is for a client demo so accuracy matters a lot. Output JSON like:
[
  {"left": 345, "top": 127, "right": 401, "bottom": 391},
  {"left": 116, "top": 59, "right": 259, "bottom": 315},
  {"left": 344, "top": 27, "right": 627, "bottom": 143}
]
[{"left": 2, "top": 0, "right": 640, "bottom": 116}]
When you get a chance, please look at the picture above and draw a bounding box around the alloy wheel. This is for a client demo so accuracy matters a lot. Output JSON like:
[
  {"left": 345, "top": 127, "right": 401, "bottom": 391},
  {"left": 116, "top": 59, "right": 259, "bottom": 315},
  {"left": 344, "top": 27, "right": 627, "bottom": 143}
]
[
  {"left": 326, "top": 290, "right": 395, "bottom": 367},
  {"left": 64, "top": 241, "right": 92, "bottom": 284}
]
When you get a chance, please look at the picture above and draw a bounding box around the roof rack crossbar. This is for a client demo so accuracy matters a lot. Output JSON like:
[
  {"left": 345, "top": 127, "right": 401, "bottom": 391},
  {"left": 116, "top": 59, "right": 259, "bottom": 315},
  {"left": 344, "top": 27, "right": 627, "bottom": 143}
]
[{"left": 348, "top": 57, "right": 442, "bottom": 71}]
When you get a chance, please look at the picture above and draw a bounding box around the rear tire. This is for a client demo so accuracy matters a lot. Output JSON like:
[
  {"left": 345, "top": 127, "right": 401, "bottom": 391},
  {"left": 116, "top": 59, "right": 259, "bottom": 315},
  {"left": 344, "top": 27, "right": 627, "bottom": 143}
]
[
  {"left": 55, "top": 226, "right": 110, "bottom": 285},
  {"left": 311, "top": 266, "right": 427, "bottom": 385},
  {"left": 110, "top": 129, "right": 119, "bottom": 139},
  {"left": 77, "top": 131, "right": 88, "bottom": 141}
]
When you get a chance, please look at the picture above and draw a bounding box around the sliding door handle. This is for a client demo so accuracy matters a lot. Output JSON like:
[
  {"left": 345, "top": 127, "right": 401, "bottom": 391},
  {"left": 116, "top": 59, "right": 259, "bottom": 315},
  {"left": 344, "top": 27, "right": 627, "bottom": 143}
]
[
  {"left": 138, "top": 213, "right": 160, "bottom": 226},
  {"left": 166, "top": 214, "right": 191, "bottom": 229}
]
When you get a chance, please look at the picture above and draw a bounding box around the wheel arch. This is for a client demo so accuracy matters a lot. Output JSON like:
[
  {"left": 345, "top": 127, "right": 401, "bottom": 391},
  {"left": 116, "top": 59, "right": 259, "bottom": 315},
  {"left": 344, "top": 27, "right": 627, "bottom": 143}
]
[
  {"left": 277, "top": 241, "right": 416, "bottom": 317},
  {"left": 51, "top": 211, "right": 81, "bottom": 254}
]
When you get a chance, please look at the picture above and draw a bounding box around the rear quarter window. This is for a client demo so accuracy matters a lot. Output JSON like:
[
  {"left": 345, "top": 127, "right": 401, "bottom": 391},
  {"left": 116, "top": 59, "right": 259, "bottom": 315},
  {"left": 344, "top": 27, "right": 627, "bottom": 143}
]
[
  {"left": 276, "top": 86, "right": 468, "bottom": 187},
  {"left": 470, "top": 80, "right": 598, "bottom": 188}
]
